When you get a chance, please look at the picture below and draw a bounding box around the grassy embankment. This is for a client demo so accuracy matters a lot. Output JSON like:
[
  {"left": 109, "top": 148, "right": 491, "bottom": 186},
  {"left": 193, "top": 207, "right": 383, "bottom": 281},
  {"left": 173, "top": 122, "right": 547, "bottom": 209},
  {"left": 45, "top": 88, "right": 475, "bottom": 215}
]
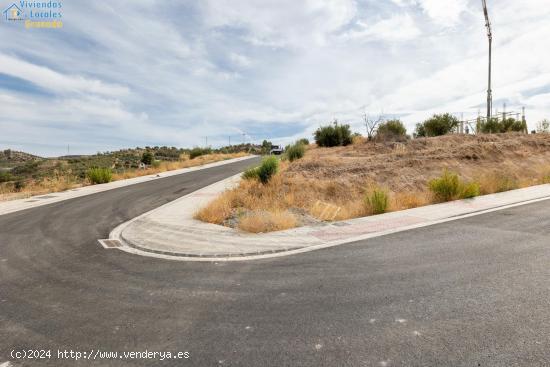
[{"left": 196, "top": 133, "right": 550, "bottom": 233}]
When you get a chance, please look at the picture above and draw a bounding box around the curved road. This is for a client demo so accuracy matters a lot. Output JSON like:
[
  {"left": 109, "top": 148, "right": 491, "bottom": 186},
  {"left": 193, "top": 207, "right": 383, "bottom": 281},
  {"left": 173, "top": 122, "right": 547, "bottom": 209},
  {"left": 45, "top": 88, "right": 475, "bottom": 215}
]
[{"left": 1, "top": 158, "right": 549, "bottom": 366}]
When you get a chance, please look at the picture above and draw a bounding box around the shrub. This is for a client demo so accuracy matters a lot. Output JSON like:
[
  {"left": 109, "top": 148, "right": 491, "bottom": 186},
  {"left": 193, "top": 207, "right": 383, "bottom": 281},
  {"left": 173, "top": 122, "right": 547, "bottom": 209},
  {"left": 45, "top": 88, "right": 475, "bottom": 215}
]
[
  {"left": 151, "top": 160, "right": 161, "bottom": 168},
  {"left": 87, "top": 167, "right": 113, "bottom": 184},
  {"left": 189, "top": 147, "right": 212, "bottom": 159},
  {"left": 141, "top": 151, "right": 154, "bottom": 165},
  {"left": 297, "top": 138, "right": 310, "bottom": 146},
  {"left": 377, "top": 119, "right": 407, "bottom": 140},
  {"left": 14, "top": 180, "right": 26, "bottom": 191},
  {"left": 460, "top": 182, "right": 480, "bottom": 199},
  {"left": 242, "top": 167, "right": 259, "bottom": 180},
  {"left": 0, "top": 171, "right": 13, "bottom": 183},
  {"left": 364, "top": 187, "right": 389, "bottom": 215},
  {"left": 429, "top": 170, "right": 480, "bottom": 202},
  {"left": 257, "top": 156, "right": 279, "bottom": 184},
  {"left": 415, "top": 113, "right": 459, "bottom": 137},
  {"left": 478, "top": 117, "right": 526, "bottom": 134},
  {"left": 314, "top": 121, "right": 353, "bottom": 147},
  {"left": 286, "top": 142, "right": 305, "bottom": 162},
  {"left": 429, "top": 170, "right": 460, "bottom": 201}
]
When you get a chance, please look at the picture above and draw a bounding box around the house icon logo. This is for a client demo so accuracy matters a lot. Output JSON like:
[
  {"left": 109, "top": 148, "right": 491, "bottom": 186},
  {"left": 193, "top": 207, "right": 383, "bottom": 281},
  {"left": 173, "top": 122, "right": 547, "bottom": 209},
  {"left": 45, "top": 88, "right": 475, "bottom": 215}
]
[{"left": 3, "top": 3, "right": 24, "bottom": 21}]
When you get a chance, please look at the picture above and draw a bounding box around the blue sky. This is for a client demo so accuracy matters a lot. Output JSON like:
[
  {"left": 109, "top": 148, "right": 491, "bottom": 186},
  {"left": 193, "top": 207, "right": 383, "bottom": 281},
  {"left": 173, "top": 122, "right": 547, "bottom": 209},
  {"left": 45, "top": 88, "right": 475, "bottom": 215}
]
[{"left": 1, "top": 0, "right": 550, "bottom": 156}]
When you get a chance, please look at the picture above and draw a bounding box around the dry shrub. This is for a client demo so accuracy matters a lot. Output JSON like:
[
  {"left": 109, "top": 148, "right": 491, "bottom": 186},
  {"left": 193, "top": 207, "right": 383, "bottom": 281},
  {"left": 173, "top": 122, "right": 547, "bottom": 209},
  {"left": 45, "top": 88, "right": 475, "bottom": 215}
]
[
  {"left": 238, "top": 211, "right": 297, "bottom": 233},
  {"left": 352, "top": 135, "right": 366, "bottom": 145},
  {"left": 194, "top": 191, "right": 235, "bottom": 224}
]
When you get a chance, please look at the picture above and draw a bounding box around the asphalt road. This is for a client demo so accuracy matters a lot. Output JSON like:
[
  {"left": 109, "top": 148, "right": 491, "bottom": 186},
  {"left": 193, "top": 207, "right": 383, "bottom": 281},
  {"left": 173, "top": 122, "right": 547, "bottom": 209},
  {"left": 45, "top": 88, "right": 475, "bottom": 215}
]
[{"left": 1, "top": 157, "right": 549, "bottom": 366}]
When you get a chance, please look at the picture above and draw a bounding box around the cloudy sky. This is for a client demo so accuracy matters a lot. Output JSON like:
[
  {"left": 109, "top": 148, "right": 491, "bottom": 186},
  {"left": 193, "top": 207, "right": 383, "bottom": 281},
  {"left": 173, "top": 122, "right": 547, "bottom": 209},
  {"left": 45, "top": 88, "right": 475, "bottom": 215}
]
[{"left": 1, "top": 0, "right": 549, "bottom": 156}]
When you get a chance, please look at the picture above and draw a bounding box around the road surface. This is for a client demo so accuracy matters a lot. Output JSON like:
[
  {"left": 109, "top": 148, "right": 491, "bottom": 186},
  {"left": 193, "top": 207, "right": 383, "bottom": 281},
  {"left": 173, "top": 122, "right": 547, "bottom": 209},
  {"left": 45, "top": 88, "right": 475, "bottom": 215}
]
[{"left": 1, "top": 157, "right": 549, "bottom": 366}]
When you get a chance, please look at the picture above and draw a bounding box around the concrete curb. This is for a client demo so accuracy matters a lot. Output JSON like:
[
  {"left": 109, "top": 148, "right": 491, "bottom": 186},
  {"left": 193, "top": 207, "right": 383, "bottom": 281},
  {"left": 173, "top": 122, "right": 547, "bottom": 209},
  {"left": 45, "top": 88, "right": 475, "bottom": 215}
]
[{"left": 107, "top": 173, "right": 550, "bottom": 262}]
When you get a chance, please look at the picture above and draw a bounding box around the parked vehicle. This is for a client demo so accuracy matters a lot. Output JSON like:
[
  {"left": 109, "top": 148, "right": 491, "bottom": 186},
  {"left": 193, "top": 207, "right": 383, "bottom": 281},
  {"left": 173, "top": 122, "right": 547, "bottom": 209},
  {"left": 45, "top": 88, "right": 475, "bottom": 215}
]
[{"left": 269, "top": 145, "right": 284, "bottom": 155}]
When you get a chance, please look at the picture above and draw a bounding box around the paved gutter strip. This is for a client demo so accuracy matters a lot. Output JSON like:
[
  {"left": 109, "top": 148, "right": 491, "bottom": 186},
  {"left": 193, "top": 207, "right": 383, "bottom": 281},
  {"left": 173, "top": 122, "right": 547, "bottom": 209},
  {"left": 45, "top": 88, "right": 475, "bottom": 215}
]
[{"left": 108, "top": 173, "right": 550, "bottom": 261}]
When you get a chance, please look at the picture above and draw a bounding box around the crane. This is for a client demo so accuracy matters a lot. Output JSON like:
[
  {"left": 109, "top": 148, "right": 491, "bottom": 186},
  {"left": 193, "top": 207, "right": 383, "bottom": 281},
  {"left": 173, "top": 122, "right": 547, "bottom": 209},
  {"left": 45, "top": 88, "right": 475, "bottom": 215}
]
[{"left": 482, "top": 0, "right": 492, "bottom": 122}]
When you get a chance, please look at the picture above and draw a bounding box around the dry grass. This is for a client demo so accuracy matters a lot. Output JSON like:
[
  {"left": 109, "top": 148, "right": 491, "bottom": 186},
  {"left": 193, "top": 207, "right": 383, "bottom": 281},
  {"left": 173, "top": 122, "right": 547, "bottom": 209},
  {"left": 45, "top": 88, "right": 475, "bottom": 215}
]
[
  {"left": 196, "top": 133, "right": 550, "bottom": 233},
  {"left": 238, "top": 210, "right": 298, "bottom": 233},
  {"left": 0, "top": 153, "right": 247, "bottom": 202}
]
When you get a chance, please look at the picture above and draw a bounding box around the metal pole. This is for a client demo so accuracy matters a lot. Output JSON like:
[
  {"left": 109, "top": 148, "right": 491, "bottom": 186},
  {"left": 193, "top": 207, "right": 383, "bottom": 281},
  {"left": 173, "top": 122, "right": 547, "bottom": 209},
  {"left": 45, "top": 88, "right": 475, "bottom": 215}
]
[{"left": 484, "top": 1, "right": 492, "bottom": 122}]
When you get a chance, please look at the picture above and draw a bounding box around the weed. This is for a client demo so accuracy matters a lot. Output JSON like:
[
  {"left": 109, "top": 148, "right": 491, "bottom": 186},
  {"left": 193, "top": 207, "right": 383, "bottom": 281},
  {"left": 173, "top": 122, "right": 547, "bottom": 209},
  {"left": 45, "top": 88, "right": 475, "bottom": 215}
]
[{"left": 364, "top": 187, "right": 389, "bottom": 215}]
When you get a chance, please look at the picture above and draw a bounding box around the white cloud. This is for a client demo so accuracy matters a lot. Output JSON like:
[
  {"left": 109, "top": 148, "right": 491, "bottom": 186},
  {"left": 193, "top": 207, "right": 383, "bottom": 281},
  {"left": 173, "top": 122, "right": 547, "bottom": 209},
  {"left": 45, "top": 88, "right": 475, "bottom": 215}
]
[
  {"left": 342, "top": 14, "right": 421, "bottom": 42},
  {"left": 0, "top": 54, "right": 129, "bottom": 97}
]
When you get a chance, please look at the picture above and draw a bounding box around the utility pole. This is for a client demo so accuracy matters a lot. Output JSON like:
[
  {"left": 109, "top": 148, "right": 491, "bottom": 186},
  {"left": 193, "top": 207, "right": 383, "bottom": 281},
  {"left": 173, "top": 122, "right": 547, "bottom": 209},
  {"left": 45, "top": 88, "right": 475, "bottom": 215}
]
[{"left": 482, "top": 0, "right": 492, "bottom": 122}]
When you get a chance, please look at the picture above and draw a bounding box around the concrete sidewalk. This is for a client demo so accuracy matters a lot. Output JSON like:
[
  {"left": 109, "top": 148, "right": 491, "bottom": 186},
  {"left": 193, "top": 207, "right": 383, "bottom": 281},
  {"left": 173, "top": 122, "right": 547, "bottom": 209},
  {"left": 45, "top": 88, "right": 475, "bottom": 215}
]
[
  {"left": 0, "top": 156, "right": 256, "bottom": 216},
  {"left": 109, "top": 175, "right": 550, "bottom": 261}
]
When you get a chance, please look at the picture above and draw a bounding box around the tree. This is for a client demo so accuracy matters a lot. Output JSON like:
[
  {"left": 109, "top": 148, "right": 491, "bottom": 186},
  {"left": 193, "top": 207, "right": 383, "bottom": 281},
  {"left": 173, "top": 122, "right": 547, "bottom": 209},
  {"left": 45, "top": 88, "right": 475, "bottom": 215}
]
[
  {"left": 261, "top": 140, "right": 273, "bottom": 154},
  {"left": 363, "top": 113, "right": 383, "bottom": 141},
  {"left": 536, "top": 119, "right": 550, "bottom": 133},
  {"left": 415, "top": 113, "right": 459, "bottom": 137},
  {"left": 376, "top": 119, "right": 407, "bottom": 140},
  {"left": 141, "top": 151, "right": 154, "bottom": 165}
]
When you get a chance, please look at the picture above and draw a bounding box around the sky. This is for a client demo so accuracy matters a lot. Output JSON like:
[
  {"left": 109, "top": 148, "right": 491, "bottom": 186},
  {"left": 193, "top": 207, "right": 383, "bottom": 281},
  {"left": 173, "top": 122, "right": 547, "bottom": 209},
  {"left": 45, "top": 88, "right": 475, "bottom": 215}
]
[{"left": 1, "top": 0, "right": 550, "bottom": 156}]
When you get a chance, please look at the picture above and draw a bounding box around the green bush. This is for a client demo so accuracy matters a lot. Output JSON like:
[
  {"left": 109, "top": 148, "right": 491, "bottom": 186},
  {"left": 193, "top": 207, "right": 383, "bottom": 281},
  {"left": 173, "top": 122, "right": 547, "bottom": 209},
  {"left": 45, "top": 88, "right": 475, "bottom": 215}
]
[
  {"left": 242, "top": 167, "right": 259, "bottom": 180},
  {"left": 257, "top": 156, "right": 279, "bottom": 184},
  {"left": 314, "top": 121, "right": 353, "bottom": 147},
  {"left": 460, "top": 182, "right": 480, "bottom": 199},
  {"left": 0, "top": 171, "right": 13, "bottom": 183},
  {"left": 477, "top": 117, "right": 526, "bottom": 134},
  {"left": 429, "top": 170, "right": 460, "bottom": 202},
  {"left": 141, "top": 151, "right": 154, "bottom": 165},
  {"left": 429, "top": 170, "right": 480, "bottom": 202},
  {"left": 189, "top": 147, "right": 212, "bottom": 159},
  {"left": 364, "top": 187, "right": 389, "bottom": 215},
  {"left": 377, "top": 119, "right": 407, "bottom": 140},
  {"left": 87, "top": 167, "right": 113, "bottom": 184},
  {"left": 414, "top": 113, "right": 459, "bottom": 137},
  {"left": 151, "top": 160, "right": 161, "bottom": 168},
  {"left": 297, "top": 138, "right": 310, "bottom": 146},
  {"left": 286, "top": 142, "right": 305, "bottom": 162}
]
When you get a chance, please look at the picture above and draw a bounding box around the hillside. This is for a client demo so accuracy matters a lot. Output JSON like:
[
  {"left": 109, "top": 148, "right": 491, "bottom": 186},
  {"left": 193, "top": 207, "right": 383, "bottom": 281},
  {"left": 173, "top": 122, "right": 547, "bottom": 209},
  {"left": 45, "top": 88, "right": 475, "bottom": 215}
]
[
  {"left": 0, "top": 149, "right": 42, "bottom": 166},
  {"left": 197, "top": 133, "right": 550, "bottom": 233}
]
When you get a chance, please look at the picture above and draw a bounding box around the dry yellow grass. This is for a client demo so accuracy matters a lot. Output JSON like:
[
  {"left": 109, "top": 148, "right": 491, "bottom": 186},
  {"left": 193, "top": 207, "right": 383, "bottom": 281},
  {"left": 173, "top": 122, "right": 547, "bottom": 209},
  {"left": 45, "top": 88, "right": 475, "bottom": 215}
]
[
  {"left": 238, "top": 210, "right": 298, "bottom": 233},
  {"left": 197, "top": 133, "right": 550, "bottom": 233},
  {"left": 0, "top": 153, "right": 247, "bottom": 202}
]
